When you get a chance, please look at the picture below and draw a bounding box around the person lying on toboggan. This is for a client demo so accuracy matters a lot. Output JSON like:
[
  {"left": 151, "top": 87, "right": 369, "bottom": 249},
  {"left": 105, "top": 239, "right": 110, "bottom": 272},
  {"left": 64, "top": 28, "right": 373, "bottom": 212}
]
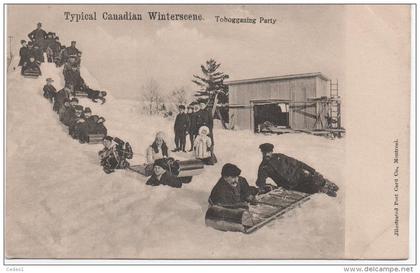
[
  {"left": 256, "top": 143, "right": 339, "bottom": 197},
  {"left": 99, "top": 136, "right": 133, "bottom": 174}
]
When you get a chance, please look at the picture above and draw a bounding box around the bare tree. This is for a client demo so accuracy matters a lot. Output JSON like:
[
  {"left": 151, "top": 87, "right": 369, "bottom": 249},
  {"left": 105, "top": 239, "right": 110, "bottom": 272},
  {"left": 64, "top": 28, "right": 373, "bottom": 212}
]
[{"left": 140, "top": 78, "right": 165, "bottom": 115}]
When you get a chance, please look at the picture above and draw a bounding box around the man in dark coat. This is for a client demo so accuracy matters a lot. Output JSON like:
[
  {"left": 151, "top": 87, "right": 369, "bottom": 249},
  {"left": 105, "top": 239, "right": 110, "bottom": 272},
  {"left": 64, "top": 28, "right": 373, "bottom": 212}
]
[
  {"left": 188, "top": 104, "right": 201, "bottom": 151},
  {"left": 53, "top": 86, "right": 71, "bottom": 113},
  {"left": 199, "top": 102, "right": 214, "bottom": 146},
  {"left": 186, "top": 105, "right": 195, "bottom": 151},
  {"left": 27, "top": 22, "right": 47, "bottom": 47},
  {"left": 68, "top": 105, "right": 85, "bottom": 138},
  {"left": 42, "top": 78, "right": 56, "bottom": 103},
  {"left": 255, "top": 143, "right": 339, "bottom": 197},
  {"left": 172, "top": 105, "right": 189, "bottom": 152},
  {"left": 208, "top": 163, "right": 256, "bottom": 208},
  {"left": 63, "top": 41, "right": 80, "bottom": 62},
  {"left": 146, "top": 158, "right": 182, "bottom": 188},
  {"left": 18, "top": 40, "right": 29, "bottom": 67},
  {"left": 58, "top": 99, "right": 73, "bottom": 126},
  {"left": 33, "top": 44, "right": 44, "bottom": 63},
  {"left": 78, "top": 108, "right": 107, "bottom": 143}
]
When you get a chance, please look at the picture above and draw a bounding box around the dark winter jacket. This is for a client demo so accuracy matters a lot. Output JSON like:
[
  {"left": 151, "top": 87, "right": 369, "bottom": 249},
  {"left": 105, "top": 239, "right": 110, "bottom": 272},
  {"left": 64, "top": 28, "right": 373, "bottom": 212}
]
[
  {"left": 256, "top": 153, "right": 324, "bottom": 193},
  {"left": 208, "top": 176, "right": 251, "bottom": 208},
  {"left": 53, "top": 89, "right": 70, "bottom": 112},
  {"left": 43, "top": 84, "right": 56, "bottom": 100},
  {"left": 59, "top": 106, "right": 75, "bottom": 126},
  {"left": 174, "top": 112, "right": 189, "bottom": 133},
  {"left": 18, "top": 46, "right": 29, "bottom": 66},
  {"left": 146, "top": 171, "right": 182, "bottom": 188},
  {"left": 189, "top": 111, "right": 203, "bottom": 135},
  {"left": 199, "top": 109, "right": 213, "bottom": 130},
  {"left": 33, "top": 47, "right": 44, "bottom": 63},
  {"left": 28, "top": 28, "right": 47, "bottom": 42},
  {"left": 64, "top": 46, "right": 80, "bottom": 58}
]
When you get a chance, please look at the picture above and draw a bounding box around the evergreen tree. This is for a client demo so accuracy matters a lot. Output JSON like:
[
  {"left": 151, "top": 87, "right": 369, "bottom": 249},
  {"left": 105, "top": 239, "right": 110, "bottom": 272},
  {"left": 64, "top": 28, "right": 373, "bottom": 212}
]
[{"left": 192, "top": 59, "right": 229, "bottom": 110}]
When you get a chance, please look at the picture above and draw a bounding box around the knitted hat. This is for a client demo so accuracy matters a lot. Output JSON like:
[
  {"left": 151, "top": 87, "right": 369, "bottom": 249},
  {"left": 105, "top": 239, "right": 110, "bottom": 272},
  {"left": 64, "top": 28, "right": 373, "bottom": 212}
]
[{"left": 221, "top": 163, "right": 241, "bottom": 177}]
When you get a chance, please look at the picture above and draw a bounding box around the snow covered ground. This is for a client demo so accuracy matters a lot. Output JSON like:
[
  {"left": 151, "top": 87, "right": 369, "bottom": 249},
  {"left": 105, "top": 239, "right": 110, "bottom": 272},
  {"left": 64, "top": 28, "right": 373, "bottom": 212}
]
[{"left": 6, "top": 58, "right": 345, "bottom": 259}]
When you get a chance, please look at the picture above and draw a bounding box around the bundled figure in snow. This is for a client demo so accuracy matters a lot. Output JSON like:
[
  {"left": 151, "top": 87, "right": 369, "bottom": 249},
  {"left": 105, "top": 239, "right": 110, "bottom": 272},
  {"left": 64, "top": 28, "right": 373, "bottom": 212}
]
[
  {"left": 59, "top": 98, "right": 78, "bottom": 126},
  {"left": 256, "top": 143, "right": 339, "bottom": 197},
  {"left": 145, "top": 158, "right": 182, "bottom": 188},
  {"left": 58, "top": 98, "right": 72, "bottom": 124},
  {"left": 53, "top": 86, "right": 71, "bottom": 113},
  {"left": 18, "top": 40, "right": 29, "bottom": 67},
  {"left": 42, "top": 78, "right": 56, "bottom": 103},
  {"left": 68, "top": 105, "right": 85, "bottom": 139},
  {"left": 21, "top": 56, "right": 41, "bottom": 77},
  {"left": 193, "top": 126, "right": 213, "bottom": 165},
  {"left": 172, "top": 105, "right": 189, "bottom": 152},
  {"left": 81, "top": 85, "right": 107, "bottom": 104},
  {"left": 99, "top": 136, "right": 133, "bottom": 174},
  {"left": 146, "top": 131, "right": 170, "bottom": 164},
  {"left": 62, "top": 41, "right": 80, "bottom": 63},
  {"left": 208, "top": 163, "right": 257, "bottom": 208},
  {"left": 27, "top": 22, "right": 47, "bottom": 48},
  {"left": 77, "top": 108, "right": 108, "bottom": 143},
  {"left": 33, "top": 44, "right": 44, "bottom": 63}
]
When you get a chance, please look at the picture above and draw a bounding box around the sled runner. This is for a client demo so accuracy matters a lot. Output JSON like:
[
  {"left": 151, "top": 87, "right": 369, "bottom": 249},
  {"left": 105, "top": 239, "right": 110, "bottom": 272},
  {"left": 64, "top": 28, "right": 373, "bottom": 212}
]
[
  {"left": 87, "top": 134, "right": 105, "bottom": 144},
  {"left": 205, "top": 188, "right": 311, "bottom": 234}
]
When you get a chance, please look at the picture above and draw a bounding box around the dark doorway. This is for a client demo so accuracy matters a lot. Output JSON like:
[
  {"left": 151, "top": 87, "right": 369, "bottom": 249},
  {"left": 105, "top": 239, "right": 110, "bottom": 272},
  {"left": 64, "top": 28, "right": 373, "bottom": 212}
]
[{"left": 254, "top": 103, "right": 290, "bottom": 133}]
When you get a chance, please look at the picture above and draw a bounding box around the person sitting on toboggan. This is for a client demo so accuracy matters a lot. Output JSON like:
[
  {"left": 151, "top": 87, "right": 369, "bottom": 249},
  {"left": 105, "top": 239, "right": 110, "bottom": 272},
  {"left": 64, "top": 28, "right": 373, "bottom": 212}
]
[
  {"left": 205, "top": 163, "right": 258, "bottom": 232},
  {"left": 143, "top": 131, "right": 171, "bottom": 176},
  {"left": 145, "top": 158, "right": 182, "bottom": 188}
]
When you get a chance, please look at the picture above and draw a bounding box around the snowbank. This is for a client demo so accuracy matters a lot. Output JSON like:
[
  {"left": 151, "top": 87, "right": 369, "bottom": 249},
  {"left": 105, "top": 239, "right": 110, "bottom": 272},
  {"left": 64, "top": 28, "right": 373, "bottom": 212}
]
[{"left": 6, "top": 57, "right": 345, "bottom": 259}]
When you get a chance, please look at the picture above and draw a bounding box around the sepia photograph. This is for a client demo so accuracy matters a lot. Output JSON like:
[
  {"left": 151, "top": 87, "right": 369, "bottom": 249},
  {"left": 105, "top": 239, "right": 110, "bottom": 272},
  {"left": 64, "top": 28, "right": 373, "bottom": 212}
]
[{"left": 3, "top": 2, "right": 414, "bottom": 266}]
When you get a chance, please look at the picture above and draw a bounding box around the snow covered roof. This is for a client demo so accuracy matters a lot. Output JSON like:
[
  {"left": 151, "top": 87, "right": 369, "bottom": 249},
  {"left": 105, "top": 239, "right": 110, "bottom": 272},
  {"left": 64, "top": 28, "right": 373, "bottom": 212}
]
[{"left": 226, "top": 72, "right": 330, "bottom": 85}]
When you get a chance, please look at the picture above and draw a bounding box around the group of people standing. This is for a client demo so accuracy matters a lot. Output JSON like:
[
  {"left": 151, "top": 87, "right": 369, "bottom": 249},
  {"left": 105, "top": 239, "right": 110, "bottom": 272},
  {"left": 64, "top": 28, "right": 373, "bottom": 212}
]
[{"left": 173, "top": 102, "right": 216, "bottom": 165}]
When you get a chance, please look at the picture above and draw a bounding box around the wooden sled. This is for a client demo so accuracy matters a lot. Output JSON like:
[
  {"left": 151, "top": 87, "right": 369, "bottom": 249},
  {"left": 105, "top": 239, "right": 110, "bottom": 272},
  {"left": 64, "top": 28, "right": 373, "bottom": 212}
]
[
  {"left": 205, "top": 188, "right": 311, "bottom": 234},
  {"left": 22, "top": 70, "right": 41, "bottom": 78},
  {"left": 87, "top": 134, "right": 105, "bottom": 144}
]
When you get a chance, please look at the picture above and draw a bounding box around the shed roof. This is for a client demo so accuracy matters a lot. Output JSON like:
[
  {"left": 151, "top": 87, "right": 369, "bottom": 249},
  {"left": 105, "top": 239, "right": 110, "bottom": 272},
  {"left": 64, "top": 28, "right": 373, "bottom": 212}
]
[{"left": 226, "top": 72, "right": 330, "bottom": 86}]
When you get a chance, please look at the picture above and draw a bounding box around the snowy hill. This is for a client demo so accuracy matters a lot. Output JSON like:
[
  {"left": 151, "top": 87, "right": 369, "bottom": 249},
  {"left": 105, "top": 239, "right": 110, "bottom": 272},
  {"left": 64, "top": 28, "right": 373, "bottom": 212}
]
[{"left": 6, "top": 58, "right": 345, "bottom": 259}]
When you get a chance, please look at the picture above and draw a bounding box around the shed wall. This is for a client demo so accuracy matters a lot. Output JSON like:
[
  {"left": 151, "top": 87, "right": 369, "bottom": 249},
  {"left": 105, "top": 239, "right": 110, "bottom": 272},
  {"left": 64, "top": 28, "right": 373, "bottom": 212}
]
[{"left": 229, "top": 77, "right": 323, "bottom": 130}]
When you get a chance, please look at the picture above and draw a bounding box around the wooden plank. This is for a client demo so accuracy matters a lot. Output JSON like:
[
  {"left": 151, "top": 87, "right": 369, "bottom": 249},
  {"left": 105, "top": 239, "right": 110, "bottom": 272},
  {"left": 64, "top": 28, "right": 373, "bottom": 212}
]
[{"left": 244, "top": 195, "right": 311, "bottom": 234}]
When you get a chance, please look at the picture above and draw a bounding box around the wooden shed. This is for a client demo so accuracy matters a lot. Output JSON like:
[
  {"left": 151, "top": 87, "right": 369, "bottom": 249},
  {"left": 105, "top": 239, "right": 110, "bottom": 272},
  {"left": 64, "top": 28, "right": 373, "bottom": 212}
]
[{"left": 227, "top": 72, "right": 336, "bottom": 133}]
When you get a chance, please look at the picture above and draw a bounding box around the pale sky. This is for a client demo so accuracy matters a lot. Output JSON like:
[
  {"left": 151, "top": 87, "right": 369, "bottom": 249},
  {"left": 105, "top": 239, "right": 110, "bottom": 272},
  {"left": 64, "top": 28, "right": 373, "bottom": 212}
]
[{"left": 7, "top": 5, "right": 346, "bottom": 99}]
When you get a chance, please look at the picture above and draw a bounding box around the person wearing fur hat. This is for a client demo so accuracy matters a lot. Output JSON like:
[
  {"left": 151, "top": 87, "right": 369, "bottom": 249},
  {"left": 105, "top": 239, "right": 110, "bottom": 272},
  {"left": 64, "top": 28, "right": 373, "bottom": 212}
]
[
  {"left": 193, "top": 126, "right": 212, "bottom": 164},
  {"left": 42, "top": 78, "right": 56, "bottom": 103},
  {"left": 208, "top": 163, "right": 256, "bottom": 208},
  {"left": 146, "top": 158, "right": 182, "bottom": 188},
  {"left": 256, "top": 143, "right": 339, "bottom": 197},
  {"left": 146, "top": 131, "right": 170, "bottom": 164}
]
